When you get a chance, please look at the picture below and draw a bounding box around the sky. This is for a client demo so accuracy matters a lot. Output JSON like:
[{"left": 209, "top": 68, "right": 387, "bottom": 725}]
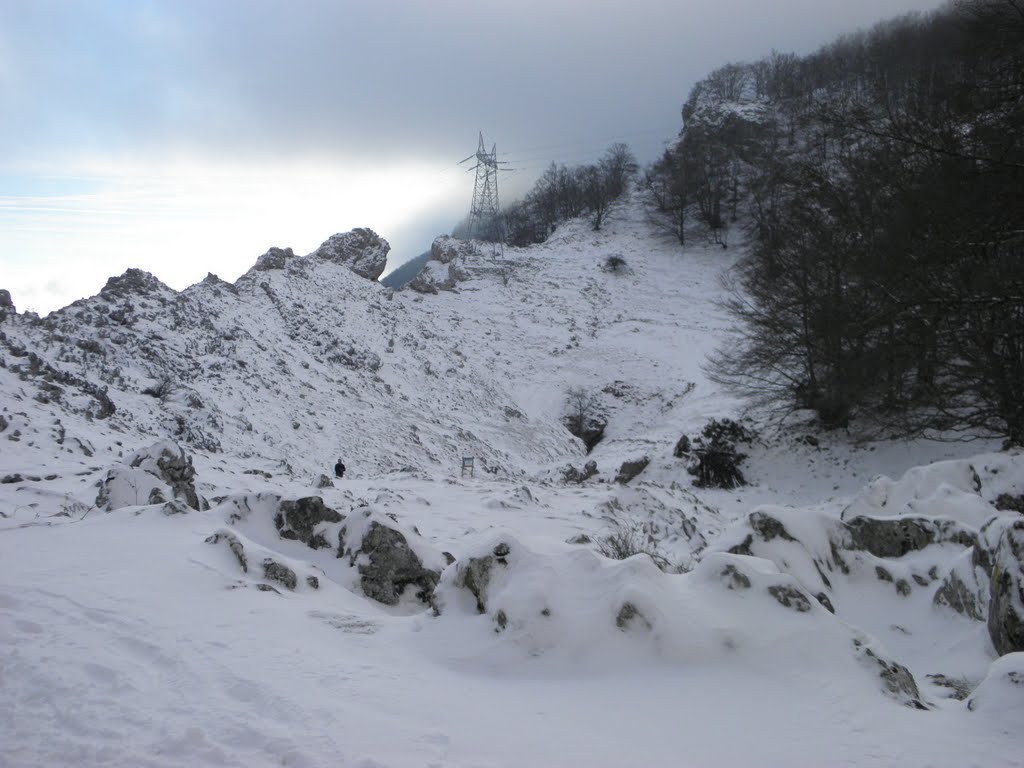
[{"left": 1, "top": 0, "right": 947, "bottom": 315}]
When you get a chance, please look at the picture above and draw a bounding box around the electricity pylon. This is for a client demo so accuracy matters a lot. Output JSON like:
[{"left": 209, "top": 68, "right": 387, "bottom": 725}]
[{"left": 459, "top": 132, "right": 508, "bottom": 242}]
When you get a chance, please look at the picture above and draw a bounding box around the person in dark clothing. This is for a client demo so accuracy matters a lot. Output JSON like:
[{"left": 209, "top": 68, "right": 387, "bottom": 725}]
[{"left": 334, "top": 459, "right": 346, "bottom": 478}]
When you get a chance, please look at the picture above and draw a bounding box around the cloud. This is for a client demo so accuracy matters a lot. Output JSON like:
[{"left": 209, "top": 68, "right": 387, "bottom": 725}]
[{"left": 0, "top": 0, "right": 948, "bottom": 313}]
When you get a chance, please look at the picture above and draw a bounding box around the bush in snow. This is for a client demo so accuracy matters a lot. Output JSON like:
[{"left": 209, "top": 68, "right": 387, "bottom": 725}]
[
  {"left": 602, "top": 254, "right": 628, "bottom": 273},
  {"left": 684, "top": 418, "right": 754, "bottom": 489},
  {"left": 596, "top": 522, "right": 673, "bottom": 572}
]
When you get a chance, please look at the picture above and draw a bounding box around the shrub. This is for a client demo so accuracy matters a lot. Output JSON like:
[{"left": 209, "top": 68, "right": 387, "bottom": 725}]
[
  {"left": 603, "top": 254, "right": 628, "bottom": 273},
  {"left": 685, "top": 418, "right": 755, "bottom": 489},
  {"left": 142, "top": 374, "right": 176, "bottom": 401},
  {"left": 596, "top": 523, "right": 671, "bottom": 571}
]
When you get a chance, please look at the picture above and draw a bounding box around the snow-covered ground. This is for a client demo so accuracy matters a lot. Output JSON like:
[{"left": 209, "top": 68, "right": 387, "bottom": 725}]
[{"left": 1, "top": 192, "right": 1022, "bottom": 766}]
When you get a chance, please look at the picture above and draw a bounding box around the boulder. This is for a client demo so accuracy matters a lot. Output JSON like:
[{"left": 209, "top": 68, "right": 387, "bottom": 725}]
[
  {"left": 128, "top": 440, "right": 204, "bottom": 511},
  {"left": 274, "top": 496, "right": 344, "bottom": 549},
  {"left": 312, "top": 228, "right": 390, "bottom": 281},
  {"left": 853, "top": 638, "right": 929, "bottom": 710},
  {"left": 562, "top": 460, "right": 598, "bottom": 484},
  {"left": 988, "top": 519, "right": 1024, "bottom": 656},
  {"left": 96, "top": 440, "right": 204, "bottom": 511},
  {"left": 933, "top": 551, "right": 986, "bottom": 621},
  {"left": 262, "top": 558, "right": 298, "bottom": 590},
  {"left": 252, "top": 246, "right": 295, "bottom": 272},
  {"left": 615, "top": 457, "right": 650, "bottom": 485},
  {"left": 430, "top": 235, "right": 476, "bottom": 264},
  {"left": 406, "top": 236, "right": 478, "bottom": 293},
  {"left": 844, "top": 515, "right": 976, "bottom": 558},
  {"left": 967, "top": 653, "right": 1024, "bottom": 714},
  {"left": 0, "top": 288, "right": 14, "bottom": 321},
  {"left": 349, "top": 521, "right": 441, "bottom": 606},
  {"left": 99, "top": 268, "right": 170, "bottom": 299},
  {"left": 205, "top": 530, "right": 248, "bottom": 572},
  {"left": 450, "top": 541, "right": 512, "bottom": 613}
]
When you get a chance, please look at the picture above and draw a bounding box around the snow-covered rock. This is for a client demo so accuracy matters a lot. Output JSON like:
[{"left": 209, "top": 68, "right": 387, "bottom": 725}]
[
  {"left": 407, "top": 235, "right": 474, "bottom": 293},
  {"left": 96, "top": 439, "right": 204, "bottom": 511},
  {"left": 967, "top": 652, "right": 1024, "bottom": 716},
  {"left": 0, "top": 288, "right": 14, "bottom": 321},
  {"left": 311, "top": 228, "right": 390, "bottom": 280},
  {"left": 986, "top": 518, "right": 1024, "bottom": 655},
  {"left": 432, "top": 536, "right": 927, "bottom": 706}
]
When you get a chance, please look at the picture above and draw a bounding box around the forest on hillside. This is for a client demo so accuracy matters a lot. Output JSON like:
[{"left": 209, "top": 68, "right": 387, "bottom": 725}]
[{"left": 640, "top": 0, "right": 1024, "bottom": 443}]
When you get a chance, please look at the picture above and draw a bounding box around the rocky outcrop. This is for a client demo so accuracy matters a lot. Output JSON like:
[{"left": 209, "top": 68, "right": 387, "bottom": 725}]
[
  {"left": 853, "top": 638, "right": 929, "bottom": 710},
  {"left": 99, "top": 268, "right": 171, "bottom": 300},
  {"left": 312, "top": 228, "right": 390, "bottom": 281},
  {"left": 262, "top": 558, "right": 298, "bottom": 590},
  {"left": 273, "top": 496, "right": 344, "bottom": 549},
  {"left": 407, "top": 236, "right": 475, "bottom": 294},
  {"left": 430, "top": 235, "right": 475, "bottom": 265},
  {"left": 615, "top": 457, "right": 650, "bottom": 485},
  {"left": 966, "top": 653, "right": 1024, "bottom": 714},
  {"left": 206, "top": 530, "right": 248, "bottom": 572},
  {"left": 450, "top": 541, "right": 512, "bottom": 613},
  {"left": 252, "top": 247, "right": 295, "bottom": 272},
  {"left": 844, "top": 515, "right": 976, "bottom": 558},
  {"left": 562, "top": 460, "right": 598, "bottom": 484},
  {"left": 129, "top": 440, "right": 203, "bottom": 510},
  {"left": 0, "top": 288, "right": 14, "bottom": 322},
  {"left": 348, "top": 521, "right": 441, "bottom": 606},
  {"left": 768, "top": 584, "right": 813, "bottom": 612},
  {"left": 933, "top": 554, "right": 986, "bottom": 621},
  {"left": 988, "top": 519, "right": 1024, "bottom": 656},
  {"left": 96, "top": 439, "right": 204, "bottom": 511},
  {"left": 564, "top": 415, "right": 606, "bottom": 454}
]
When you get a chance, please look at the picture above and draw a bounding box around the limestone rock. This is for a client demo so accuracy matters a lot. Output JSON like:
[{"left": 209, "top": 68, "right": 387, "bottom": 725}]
[
  {"left": 274, "top": 496, "right": 344, "bottom": 549},
  {"left": 934, "top": 554, "right": 986, "bottom": 621},
  {"left": 206, "top": 530, "right": 248, "bottom": 573},
  {"left": 853, "top": 638, "right": 929, "bottom": 709},
  {"left": 988, "top": 519, "right": 1024, "bottom": 656},
  {"left": 967, "top": 653, "right": 1024, "bottom": 713},
  {"left": 128, "top": 440, "right": 204, "bottom": 511},
  {"left": 262, "top": 558, "right": 298, "bottom": 590},
  {"left": 450, "top": 541, "right": 512, "bottom": 613},
  {"left": 430, "top": 235, "right": 476, "bottom": 264},
  {"left": 768, "top": 584, "right": 812, "bottom": 612},
  {"left": 408, "top": 236, "right": 476, "bottom": 293},
  {"left": 615, "top": 457, "right": 650, "bottom": 485},
  {"left": 615, "top": 602, "right": 652, "bottom": 630},
  {"left": 562, "top": 460, "right": 598, "bottom": 484},
  {"left": 99, "top": 268, "right": 170, "bottom": 300},
  {"left": 312, "top": 229, "right": 390, "bottom": 281},
  {"left": 844, "top": 515, "right": 976, "bottom": 558},
  {"left": 0, "top": 288, "right": 14, "bottom": 321},
  {"left": 96, "top": 440, "right": 204, "bottom": 511},
  {"left": 352, "top": 521, "right": 440, "bottom": 606},
  {"left": 252, "top": 247, "right": 295, "bottom": 272}
]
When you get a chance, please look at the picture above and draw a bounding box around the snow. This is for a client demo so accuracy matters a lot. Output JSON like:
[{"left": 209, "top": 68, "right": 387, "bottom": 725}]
[{"left": 1, "top": 191, "right": 1022, "bottom": 766}]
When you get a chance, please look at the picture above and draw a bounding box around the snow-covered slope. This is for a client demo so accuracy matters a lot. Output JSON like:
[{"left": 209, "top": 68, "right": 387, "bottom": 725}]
[{"left": 2, "top": 192, "right": 1022, "bottom": 767}]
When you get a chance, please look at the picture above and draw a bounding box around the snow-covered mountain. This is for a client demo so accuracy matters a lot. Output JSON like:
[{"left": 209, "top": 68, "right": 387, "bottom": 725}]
[{"left": 2, "top": 191, "right": 1022, "bottom": 767}]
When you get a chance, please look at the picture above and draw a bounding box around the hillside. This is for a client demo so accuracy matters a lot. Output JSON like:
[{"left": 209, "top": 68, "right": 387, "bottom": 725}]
[{"left": 1, "top": 190, "right": 1023, "bottom": 767}]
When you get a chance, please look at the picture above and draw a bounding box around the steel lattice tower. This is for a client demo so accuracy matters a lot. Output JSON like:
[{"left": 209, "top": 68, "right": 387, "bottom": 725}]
[{"left": 460, "top": 132, "right": 505, "bottom": 241}]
